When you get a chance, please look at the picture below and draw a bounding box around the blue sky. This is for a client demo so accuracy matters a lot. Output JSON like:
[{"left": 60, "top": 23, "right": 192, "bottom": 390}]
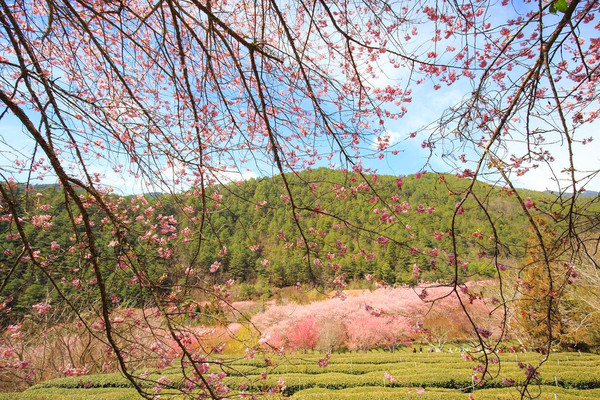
[
  {"left": 2, "top": 62, "right": 598, "bottom": 195},
  {"left": 1, "top": 1, "right": 598, "bottom": 195}
]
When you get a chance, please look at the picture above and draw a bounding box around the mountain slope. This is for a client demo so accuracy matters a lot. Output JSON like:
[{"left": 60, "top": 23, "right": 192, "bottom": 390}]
[{"left": 0, "top": 168, "right": 564, "bottom": 321}]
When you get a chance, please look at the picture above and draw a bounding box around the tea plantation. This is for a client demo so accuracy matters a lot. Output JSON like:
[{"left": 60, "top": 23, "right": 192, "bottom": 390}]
[{"left": 3, "top": 352, "right": 600, "bottom": 399}]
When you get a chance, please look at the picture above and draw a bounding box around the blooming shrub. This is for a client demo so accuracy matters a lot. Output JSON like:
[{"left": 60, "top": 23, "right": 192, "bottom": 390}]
[{"left": 253, "top": 284, "right": 499, "bottom": 353}]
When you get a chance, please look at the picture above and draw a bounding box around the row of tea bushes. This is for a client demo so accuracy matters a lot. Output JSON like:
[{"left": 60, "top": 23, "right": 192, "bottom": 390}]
[
  {"left": 7, "top": 352, "right": 600, "bottom": 398},
  {"left": 6, "top": 385, "right": 600, "bottom": 400},
  {"left": 0, "top": 388, "right": 143, "bottom": 400},
  {"left": 291, "top": 386, "right": 600, "bottom": 400},
  {"left": 221, "top": 349, "right": 600, "bottom": 367}
]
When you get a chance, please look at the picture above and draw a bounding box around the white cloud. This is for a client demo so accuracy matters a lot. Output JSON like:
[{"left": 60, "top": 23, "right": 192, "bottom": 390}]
[{"left": 215, "top": 168, "right": 258, "bottom": 184}]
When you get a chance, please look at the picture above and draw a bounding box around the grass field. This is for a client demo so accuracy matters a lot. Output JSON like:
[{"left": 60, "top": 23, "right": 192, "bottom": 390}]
[{"left": 3, "top": 351, "right": 600, "bottom": 399}]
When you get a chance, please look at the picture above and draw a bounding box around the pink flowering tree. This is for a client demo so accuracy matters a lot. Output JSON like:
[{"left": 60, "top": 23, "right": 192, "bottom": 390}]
[
  {"left": 346, "top": 316, "right": 387, "bottom": 352},
  {"left": 286, "top": 317, "right": 320, "bottom": 353},
  {"left": 0, "top": 0, "right": 599, "bottom": 397},
  {"left": 381, "top": 317, "right": 413, "bottom": 353}
]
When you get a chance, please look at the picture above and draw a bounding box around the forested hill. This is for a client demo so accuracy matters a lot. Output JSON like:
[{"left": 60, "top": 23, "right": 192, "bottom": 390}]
[
  {"left": 197, "top": 168, "right": 541, "bottom": 284},
  {"left": 0, "top": 168, "right": 556, "bottom": 317}
]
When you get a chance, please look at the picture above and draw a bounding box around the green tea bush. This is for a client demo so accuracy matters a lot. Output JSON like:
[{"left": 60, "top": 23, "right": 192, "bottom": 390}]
[
  {"left": 291, "top": 386, "right": 600, "bottom": 400},
  {"left": 0, "top": 388, "right": 143, "bottom": 400},
  {"left": 13, "top": 352, "right": 600, "bottom": 399},
  {"left": 30, "top": 374, "right": 131, "bottom": 389}
]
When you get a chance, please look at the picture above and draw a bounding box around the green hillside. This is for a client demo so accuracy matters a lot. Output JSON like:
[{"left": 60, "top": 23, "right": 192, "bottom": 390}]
[{"left": 0, "top": 168, "right": 571, "bottom": 321}]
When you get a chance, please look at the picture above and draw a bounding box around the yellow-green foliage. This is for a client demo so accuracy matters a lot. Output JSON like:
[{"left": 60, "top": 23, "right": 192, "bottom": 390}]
[
  {"left": 292, "top": 386, "right": 600, "bottom": 400},
  {"left": 0, "top": 388, "right": 143, "bottom": 400},
  {"left": 223, "top": 324, "right": 260, "bottom": 354}
]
